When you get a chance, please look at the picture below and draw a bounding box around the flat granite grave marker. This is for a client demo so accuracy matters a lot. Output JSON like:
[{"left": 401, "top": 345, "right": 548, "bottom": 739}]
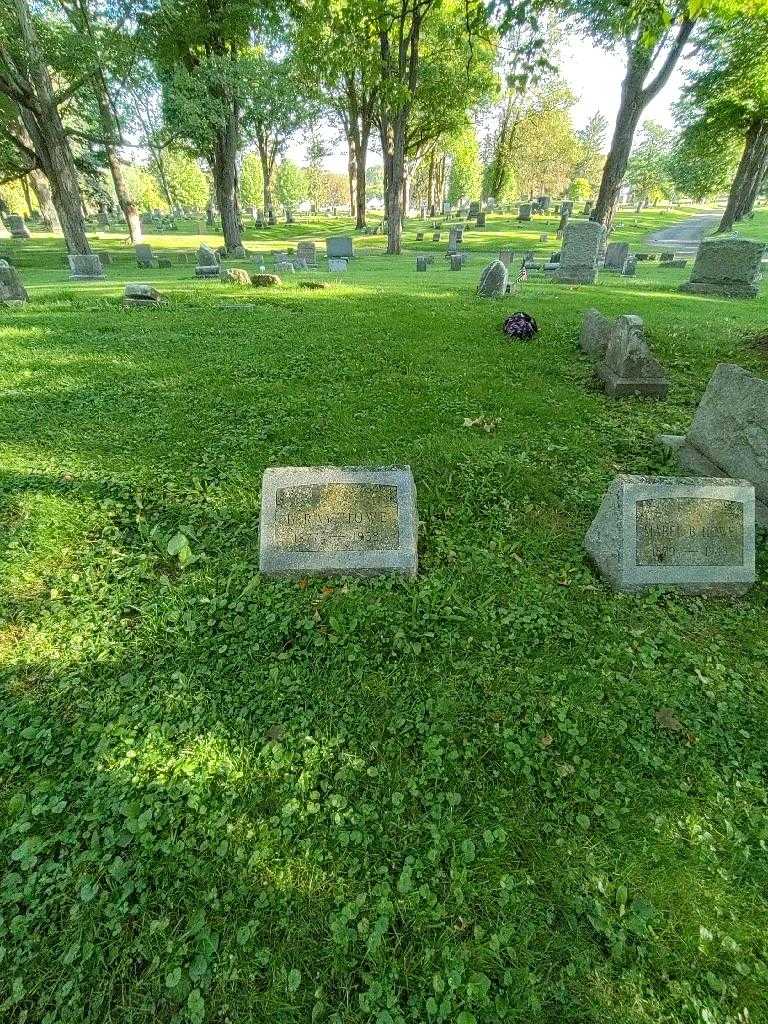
[
  {"left": 679, "top": 236, "right": 765, "bottom": 297},
  {"left": 68, "top": 254, "right": 105, "bottom": 280},
  {"left": 328, "top": 256, "right": 348, "bottom": 272},
  {"left": 327, "top": 236, "right": 353, "bottom": 259},
  {"left": 555, "top": 220, "right": 605, "bottom": 284},
  {"left": 658, "top": 362, "right": 768, "bottom": 526},
  {"left": 259, "top": 466, "right": 418, "bottom": 577},
  {"left": 585, "top": 474, "right": 755, "bottom": 594},
  {"left": 123, "top": 283, "right": 163, "bottom": 307}
]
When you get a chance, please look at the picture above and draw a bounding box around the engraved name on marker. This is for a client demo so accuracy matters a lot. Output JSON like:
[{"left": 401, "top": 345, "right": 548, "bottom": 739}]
[
  {"left": 274, "top": 483, "right": 400, "bottom": 553},
  {"left": 635, "top": 498, "right": 744, "bottom": 567}
]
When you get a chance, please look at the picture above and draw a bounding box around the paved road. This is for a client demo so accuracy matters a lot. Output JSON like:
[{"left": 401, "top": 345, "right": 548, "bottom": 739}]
[{"left": 647, "top": 212, "right": 721, "bottom": 252}]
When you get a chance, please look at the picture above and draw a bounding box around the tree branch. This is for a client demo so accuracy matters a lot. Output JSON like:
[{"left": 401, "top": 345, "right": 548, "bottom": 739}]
[{"left": 642, "top": 17, "right": 695, "bottom": 104}]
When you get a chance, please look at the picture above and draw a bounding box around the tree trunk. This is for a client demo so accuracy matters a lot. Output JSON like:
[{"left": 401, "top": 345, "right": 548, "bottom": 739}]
[
  {"left": 347, "top": 142, "right": 357, "bottom": 219},
  {"left": 718, "top": 119, "right": 768, "bottom": 233},
  {"left": 28, "top": 168, "right": 60, "bottom": 230},
  {"left": 212, "top": 99, "right": 244, "bottom": 255},
  {"left": 386, "top": 113, "right": 406, "bottom": 254},
  {"left": 106, "top": 147, "right": 142, "bottom": 242},
  {"left": 13, "top": 0, "right": 91, "bottom": 253},
  {"left": 20, "top": 176, "right": 34, "bottom": 217},
  {"left": 592, "top": 21, "right": 693, "bottom": 232},
  {"left": 355, "top": 142, "right": 367, "bottom": 229}
]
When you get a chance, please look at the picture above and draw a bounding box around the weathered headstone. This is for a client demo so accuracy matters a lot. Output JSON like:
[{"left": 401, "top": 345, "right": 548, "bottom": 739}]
[
  {"left": 554, "top": 220, "right": 605, "bottom": 284},
  {"left": 477, "top": 259, "right": 508, "bottom": 298},
  {"left": 135, "top": 243, "right": 157, "bottom": 268},
  {"left": 450, "top": 254, "right": 463, "bottom": 271},
  {"left": 5, "top": 214, "right": 31, "bottom": 239},
  {"left": 123, "top": 283, "right": 162, "bottom": 307},
  {"left": 537, "top": 196, "right": 551, "bottom": 212},
  {"left": 195, "top": 244, "right": 220, "bottom": 278},
  {"left": 560, "top": 200, "right": 574, "bottom": 218},
  {"left": 623, "top": 256, "right": 637, "bottom": 277},
  {"left": 679, "top": 236, "right": 765, "bottom": 298},
  {"left": 579, "top": 308, "right": 613, "bottom": 357},
  {"left": 658, "top": 363, "right": 768, "bottom": 526},
  {"left": 518, "top": 203, "right": 532, "bottom": 222},
  {"left": 327, "top": 236, "right": 354, "bottom": 259},
  {"left": 498, "top": 250, "right": 514, "bottom": 268},
  {"left": 221, "top": 267, "right": 252, "bottom": 284},
  {"left": 468, "top": 201, "right": 480, "bottom": 217},
  {"left": 585, "top": 474, "right": 755, "bottom": 594},
  {"left": 0, "top": 261, "right": 28, "bottom": 305},
  {"left": 432, "top": 231, "right": 441, "bottom": 242},
  {"left": 416, "top": 256, "right": 428, "bottom": 272},
  {"left": 447, "top": 228, "right": 460, "bottom": 255},
  {"left": 416, "top": 231, "right": 424, "bottom": 241},
  {"left": 67, "top": 254, "right": 105, "bottom": 280},
  {"left": 596, "top": 314, "right": 667, "bottom": 399},
  {"left": 259, "top": 466, "right": 418, "bottom": 577},
  {"left": 583, "top": 200, "right": 594, "bottom": 216},
  {"left": 604, "top": 241, "right": 630, "bottom": 272},
  {"left": 476, "top": 211, "right": 486, "bottom": 227},
  {"left": 328, "top": 256, "right": 348, "bottom": 272}
]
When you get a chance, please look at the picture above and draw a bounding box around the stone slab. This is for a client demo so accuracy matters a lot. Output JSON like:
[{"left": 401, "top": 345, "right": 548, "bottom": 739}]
[
  {"left": 259, "top": 466, "right": 418, "bottom": 577},
  {"left": 68, "top": 254, "right": 105, "bottom": 280},
  {"left": 555, "top": 220, "right": 605, "bottom": 285},
  {"left": 680, "top": 235, "right": 765, "bottom": 298},
  {"left": 328, "top": 257, "right": 348, "bottom": 272},
  {"left": 327, "top": 236, "right": 353, "bottom": 259},
  {"left": 585, "top": 474, "right": 756, "bottom": 594}
]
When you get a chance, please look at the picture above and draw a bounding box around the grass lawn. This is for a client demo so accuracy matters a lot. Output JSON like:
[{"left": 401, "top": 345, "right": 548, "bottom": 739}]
[{"left": 1, "top": 207, "right": 767, "bottom": 1024}]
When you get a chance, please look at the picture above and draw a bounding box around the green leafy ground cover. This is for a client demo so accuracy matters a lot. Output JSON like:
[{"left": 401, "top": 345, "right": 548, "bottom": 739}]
[{"left": 1, "top": 207, "right": 767, "bottom": 1024}]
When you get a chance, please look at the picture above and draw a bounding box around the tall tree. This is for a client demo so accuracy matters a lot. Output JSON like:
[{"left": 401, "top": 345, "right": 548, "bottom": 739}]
[
  {"left": 677, "top": 16, "right": 768, "bottom": 231},
  {"left": 145, "top": 0, "right": 265, "bottom": 254},
  {"left": 0, "top": 0, "right": 92, "bottom": 252}
]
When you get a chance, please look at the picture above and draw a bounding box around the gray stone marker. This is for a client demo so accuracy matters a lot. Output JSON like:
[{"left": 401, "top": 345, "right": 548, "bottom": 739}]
[
  {"left": 6, "top": 214, "right": 31, "bottom": 239},
  {"left": 68, "top": 254, "right": 105, "bottom": 280},
  {"left": 477, "top": 259, "right": 508, "bottom": 298},
  {"left": 583, "top": 200, "right": 594, "bottom": 216},
  {"left": 296, "top": 241, "right": 317, "bottom": 266},
  {"left": 604, "top": 241, "right": 630, "bottom": 272},
  {"left": 585, "top": 474, "right": 755, "bottom": 594},
  {"left": 554, "top": 220, "right": 605, "bottom": 284},
  {"left": 0, "top": 260, "right": 28, "bottom": 305},
  {"left": 135, "top": 243, "right": 157, "bottom": 268},
  {"left": 416, "top": 232, "right": 424, "bottom": 241},
  {"left": 579, "top": 308, "right": 613, "bottom": 357},
  {"left": 328, "top": 256, "right": 348, "bottom": 272},
  {"left": 518, "top": 203, "right": 532, "bottom": 222},
  {"left": 327, "top": 236, "right": 353, "bottom": 259},
  {"left": 195, "top": 244, "right": 220, "bottom": 278},
  {"left": 476, "top": 211, "right": 486, "bottom": 227},
  {"left": 498, "top": 249, "right": 514, "bottom": 268},
  {"left": 259, "top": 465, "right": 418, "bottom": 577},
  {"left": 416, "top": 256, "right": 428, "bottom": 272},
  {"left": 537, "top": 195, "right": 551, "bottom": 212},
  {"left": 123, "top": 283, "right": 162, "bottom": 307},
  {"left": 560, "top": 200, "right": 573, "bottom": 218},
  {"left": 450, "top": 254, "right": 463, "bottom": 271},
  {"left": 658, "top": 363, "right": 768, "bottom": 527},
  {"left": 432, "top": 230, "right": 441, "bottom": 242},
  {"left": 623, "top": 256, "right": 637, "bottom": 277},
  {"left": 679, "top": 236, "right": 765, "bottom": 298},
  {"left": 468, "top": 201, "right": 480, "bottom": 217},
  {"left": 597, "top": 315, "right": 667, "bottom": 399},
  {"left": 447, "top": 228, "right": 460, "bottom": 255}
]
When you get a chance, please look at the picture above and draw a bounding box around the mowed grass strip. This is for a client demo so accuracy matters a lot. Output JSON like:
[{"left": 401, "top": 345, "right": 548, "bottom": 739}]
[{"left": 0, "top": 208, "right": 767, "bottom": 1024}]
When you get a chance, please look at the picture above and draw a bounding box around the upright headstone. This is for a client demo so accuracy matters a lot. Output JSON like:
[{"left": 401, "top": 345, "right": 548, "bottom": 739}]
[
  {"left": 296, "top": 241, "right": 317, "bottom": 266},
  {"left": 679, "top": 236, "right": 765, "bottom": 298},
  {"left": 585, "top": 474, "right": 755, "bottom": 594},
  {"left": 476, "top": 211, "right": 486, "bottom": 227},
  {"left": 416, "top": 256, "right": 428, "bottom": 272},
  {"left": 259, "top": 466, "right": 418, "bottom": 577},
  {"left": 597, "top": 315, "right": 667, "bottom": 399},
  {"left": 583, "top": 200, "right": 594, "bottom": 217},
  {"left": 327, "top": 236, "right": 353, "bottom": 260},
  {"left": 135, "top": 243, "right": 157, "bottom": 268},
  {"left": 0, "top": 261, "right": 28, "bottom": 305},
  {"left": 604, "top": 241, "right": 630, "bottom": 272},
  {"left": 623, "top": 256, "right": 637, "bottom": 277},
  {"left": 67, "top": 254, "right": 105, "bottom": 280},
  {"left": 498, "top": 249, "right": 514, "bottom": 268},
  {"left": 450, "top": 254, "right": 463, "bottom": 271},
  {"left": 195, "top": 244, "right": 220, "bottom": 278},
  {"left": 657, "top": 363, "right": 768, "bottom": 526},
  {"left": 416, "top": 231, "right": 424, "bottom": 241},
  {"left": 579, "top": 308, "right": 613, "bottom": 357},
  {"left": 537, "top": 196, "right": 551, "bottom": 212},
  {"left": 468, "top": 201, "right": 480, "bottom": 217},
  {"left": 554, "top": 220, "right": 605, "bottom": 285},
  {"left": 477, "top": 259, "right": 508, "bottom": 298},
  {"left": 328, "top": 256, "right": 348, "bottom": 272},
  {"left": 447, "top": 228, "right": 460, "bottom": 255},
  {"left": 123, "top": 283, "right": 163, "bottom": 308},
  {"left": 560, "top": 200, "right": 573, "bottom": 218},
  {"left": 432, "top": 231, "right": 441, "bottom": 242},
  {"left": 6, "top": 214, "right": 31, "bottom": 239},
  {"left": 518, "top": 203, "right": 532, "bottom": 222}
]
